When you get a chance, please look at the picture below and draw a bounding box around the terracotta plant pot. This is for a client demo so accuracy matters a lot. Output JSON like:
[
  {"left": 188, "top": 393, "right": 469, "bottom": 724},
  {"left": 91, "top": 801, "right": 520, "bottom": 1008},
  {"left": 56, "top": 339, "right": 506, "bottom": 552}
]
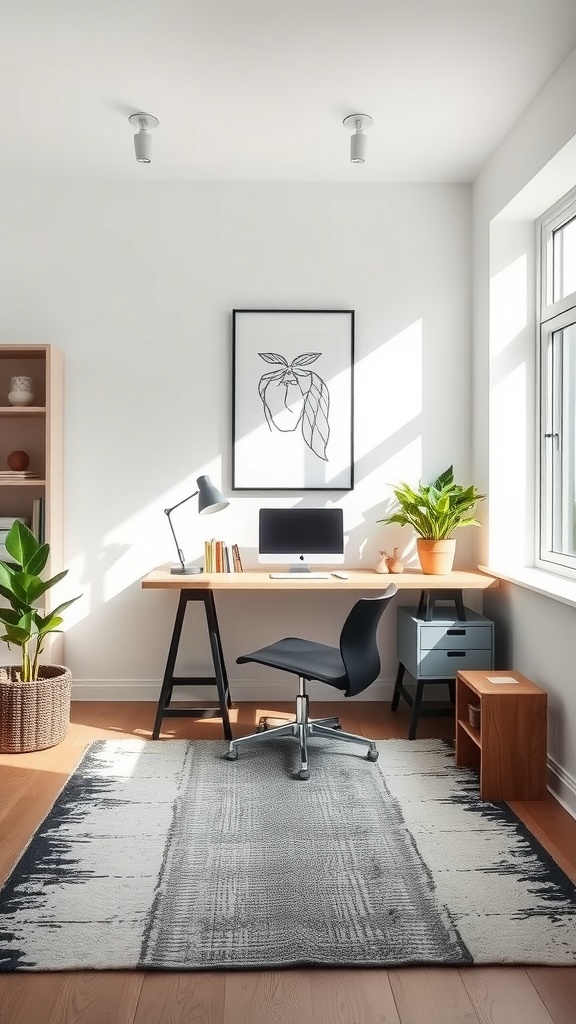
[
  {"left": 416, "top": 538, "right": 456, "bottom": 575},
  {"left": 0, "top": 665, "right": 72, "bottom": 753}
]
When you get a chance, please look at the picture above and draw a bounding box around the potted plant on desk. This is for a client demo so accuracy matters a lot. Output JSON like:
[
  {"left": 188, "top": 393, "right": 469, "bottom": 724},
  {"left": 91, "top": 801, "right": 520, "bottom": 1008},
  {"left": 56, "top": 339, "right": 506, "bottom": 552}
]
[
  {"left": 378, "top": 465, "right": 486, "bottom": 574},
  {"left": 0, "top": 521, "right": 81, "bottom": 752}
]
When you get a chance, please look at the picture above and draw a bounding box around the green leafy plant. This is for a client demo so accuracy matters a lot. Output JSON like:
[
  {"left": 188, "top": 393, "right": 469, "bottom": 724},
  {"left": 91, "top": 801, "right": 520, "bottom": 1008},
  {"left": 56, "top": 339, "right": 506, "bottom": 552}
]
[
  {"left": 378, "top": 466, "right": 486, "bottom": 540},
  {"left": 0, "top": 521, "right": 81, "bottom": 682}
]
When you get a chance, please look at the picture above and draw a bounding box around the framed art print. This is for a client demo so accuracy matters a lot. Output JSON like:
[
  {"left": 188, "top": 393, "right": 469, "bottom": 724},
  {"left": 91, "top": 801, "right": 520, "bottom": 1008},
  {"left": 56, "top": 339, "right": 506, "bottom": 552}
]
[{"left": 232, "top": 309, "right": 354, "bottom": 490}]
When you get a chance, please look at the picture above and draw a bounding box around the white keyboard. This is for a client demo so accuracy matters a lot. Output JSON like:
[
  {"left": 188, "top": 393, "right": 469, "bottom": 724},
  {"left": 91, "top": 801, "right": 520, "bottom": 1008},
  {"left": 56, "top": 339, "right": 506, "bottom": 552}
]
[{"left": 269, "top": 572, "right": 331, "bottom": 580}]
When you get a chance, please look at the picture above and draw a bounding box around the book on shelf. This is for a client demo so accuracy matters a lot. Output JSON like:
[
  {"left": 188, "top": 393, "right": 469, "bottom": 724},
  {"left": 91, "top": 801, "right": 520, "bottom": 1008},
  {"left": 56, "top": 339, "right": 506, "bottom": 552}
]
[
  {"left": 0, "top": 514, "right": 33, "bottom": 560},
  {"left": 0, "top": 515, "right": 31, "bottom": 529},
  {"left": 0, "top": 471, "right": 40, "bottom": 478},
  {"left": 31, "top": 497, "right": 45, "bottom": 543}
]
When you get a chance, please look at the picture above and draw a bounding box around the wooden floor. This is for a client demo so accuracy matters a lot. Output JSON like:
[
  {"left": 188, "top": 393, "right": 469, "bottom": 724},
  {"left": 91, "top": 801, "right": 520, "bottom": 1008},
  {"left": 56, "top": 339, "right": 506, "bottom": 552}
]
[{"left": 1, "top": 700, "right": 576, "bottom": 1024}]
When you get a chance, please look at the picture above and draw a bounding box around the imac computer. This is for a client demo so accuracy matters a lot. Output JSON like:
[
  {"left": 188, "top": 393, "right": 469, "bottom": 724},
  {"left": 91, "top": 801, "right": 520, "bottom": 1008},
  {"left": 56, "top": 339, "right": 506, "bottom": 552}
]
[{"left": 258, "top": 507, "right": 344, "bottom": 575}]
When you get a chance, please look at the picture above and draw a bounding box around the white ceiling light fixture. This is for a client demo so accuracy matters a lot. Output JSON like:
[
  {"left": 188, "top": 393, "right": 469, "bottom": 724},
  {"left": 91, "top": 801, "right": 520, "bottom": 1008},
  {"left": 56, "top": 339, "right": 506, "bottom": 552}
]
[
  {"left": 343, "top": 113, "right": 373, "bottom": 164},
  {"left": 128, "top": 112, "right": 159, "bottom": 164}
]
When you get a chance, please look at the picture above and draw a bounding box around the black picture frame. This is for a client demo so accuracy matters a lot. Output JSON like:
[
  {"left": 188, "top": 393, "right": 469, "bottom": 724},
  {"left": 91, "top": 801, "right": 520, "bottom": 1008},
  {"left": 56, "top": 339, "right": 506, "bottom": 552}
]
[{"left": 232, "top": 309, "right": 354, "bottom": 491}]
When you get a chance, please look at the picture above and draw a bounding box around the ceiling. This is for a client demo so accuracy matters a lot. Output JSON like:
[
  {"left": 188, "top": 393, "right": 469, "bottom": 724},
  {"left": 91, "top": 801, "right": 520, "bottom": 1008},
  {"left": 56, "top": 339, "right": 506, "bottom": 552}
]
[{"left": 3, "top": 0, "right": 576, "bottom": 183}]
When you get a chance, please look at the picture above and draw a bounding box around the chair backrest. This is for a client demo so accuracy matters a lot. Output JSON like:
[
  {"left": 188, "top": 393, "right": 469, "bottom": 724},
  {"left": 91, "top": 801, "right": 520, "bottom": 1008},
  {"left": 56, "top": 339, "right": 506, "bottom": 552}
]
[{"left": 338, "top": 583, "right": 397, "bottom": 697}]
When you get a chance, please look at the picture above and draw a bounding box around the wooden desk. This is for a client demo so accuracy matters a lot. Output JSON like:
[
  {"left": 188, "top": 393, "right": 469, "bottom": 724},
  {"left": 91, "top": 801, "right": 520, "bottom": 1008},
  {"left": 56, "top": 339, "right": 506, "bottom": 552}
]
[{"left": 141, "top": 567, "right": 498, "bottom": 740}]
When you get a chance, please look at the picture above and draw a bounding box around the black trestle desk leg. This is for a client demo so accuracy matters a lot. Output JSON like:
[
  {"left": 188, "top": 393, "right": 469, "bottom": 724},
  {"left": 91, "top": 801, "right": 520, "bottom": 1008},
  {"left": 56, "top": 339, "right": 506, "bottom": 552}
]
[
  {"left": 152, "top": 590, "right": 233, "bottom": 742},
  {"left": 204, "top": 591, "right": 233, "bottom": 740},
  {"left": 152, "top": 589, "right": 189, "bottom": 740}
]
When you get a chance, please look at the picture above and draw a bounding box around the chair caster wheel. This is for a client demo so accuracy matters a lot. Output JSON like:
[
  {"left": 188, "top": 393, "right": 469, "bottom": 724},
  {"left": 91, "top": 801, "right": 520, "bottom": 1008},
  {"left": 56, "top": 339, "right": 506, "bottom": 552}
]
[
  {"left": 226, "top": 749, "right": 238, "bottom": 760},
  {"left": 298, "top": 769, "right": 310, "bottom": 780},
  {"left": 366, "top": 749, "right": 379, "bottom": 762}
]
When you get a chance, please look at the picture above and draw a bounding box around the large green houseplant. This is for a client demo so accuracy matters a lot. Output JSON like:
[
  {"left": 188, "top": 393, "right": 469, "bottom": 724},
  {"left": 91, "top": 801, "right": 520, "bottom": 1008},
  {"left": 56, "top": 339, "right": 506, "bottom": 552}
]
[
  {"left": 378, "top": 465, "right": 486, "bottom": 574},
  {"left": 0, "top": 520, "right": 81, "bottom": 752}
]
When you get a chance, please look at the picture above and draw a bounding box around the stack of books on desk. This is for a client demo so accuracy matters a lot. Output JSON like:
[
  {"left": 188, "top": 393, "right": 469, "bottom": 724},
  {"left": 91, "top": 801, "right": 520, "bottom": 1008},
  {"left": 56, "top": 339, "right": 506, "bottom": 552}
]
[{"left": 204, "top": 540, "right": 243, "bottom": 572}]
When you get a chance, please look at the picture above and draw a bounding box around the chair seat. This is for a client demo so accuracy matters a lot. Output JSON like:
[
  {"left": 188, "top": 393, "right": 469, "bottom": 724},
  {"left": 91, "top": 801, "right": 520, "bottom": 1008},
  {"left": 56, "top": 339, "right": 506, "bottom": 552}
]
[{"left": 237, "top": 637, "right": 347, "bottom": 688}]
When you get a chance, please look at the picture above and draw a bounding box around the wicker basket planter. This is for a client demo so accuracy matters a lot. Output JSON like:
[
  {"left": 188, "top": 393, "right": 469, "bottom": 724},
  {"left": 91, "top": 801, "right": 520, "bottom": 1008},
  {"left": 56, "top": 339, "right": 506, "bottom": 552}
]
[{"left": 0, "top": 665, "right": 72, "bottom": 753}]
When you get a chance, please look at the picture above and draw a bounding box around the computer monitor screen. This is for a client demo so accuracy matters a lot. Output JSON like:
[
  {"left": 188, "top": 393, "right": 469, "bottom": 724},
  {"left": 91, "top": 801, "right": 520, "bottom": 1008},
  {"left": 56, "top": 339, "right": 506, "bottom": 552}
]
[{"left": 258, "top": 507, "right": 344, "bottom": 572}]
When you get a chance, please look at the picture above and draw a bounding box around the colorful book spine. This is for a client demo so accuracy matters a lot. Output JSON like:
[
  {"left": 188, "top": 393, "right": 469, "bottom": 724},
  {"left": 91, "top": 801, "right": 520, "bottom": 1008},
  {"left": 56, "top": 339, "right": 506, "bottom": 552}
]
[{"left": 215, "top": 540, "right": 223, "bottom": 573}]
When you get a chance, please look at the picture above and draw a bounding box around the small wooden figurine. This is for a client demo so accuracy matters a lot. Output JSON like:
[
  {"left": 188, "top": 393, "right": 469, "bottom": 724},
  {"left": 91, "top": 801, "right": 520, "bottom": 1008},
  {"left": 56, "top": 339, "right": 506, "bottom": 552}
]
[{"left": 385, "top": 547, "right": 404, "bottom": 573}]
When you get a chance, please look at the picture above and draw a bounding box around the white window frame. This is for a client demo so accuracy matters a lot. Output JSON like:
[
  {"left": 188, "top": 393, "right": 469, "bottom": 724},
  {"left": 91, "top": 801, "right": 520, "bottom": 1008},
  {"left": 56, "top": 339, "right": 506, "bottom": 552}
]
[{"left": 537, "top": 186, "right": 576, "bottom": 578}]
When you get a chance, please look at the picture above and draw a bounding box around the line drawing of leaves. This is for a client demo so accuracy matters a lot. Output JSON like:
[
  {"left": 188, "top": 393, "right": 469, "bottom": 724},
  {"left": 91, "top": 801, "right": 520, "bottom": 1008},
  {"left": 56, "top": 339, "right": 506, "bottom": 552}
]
[
  {"left": 258, "top": 352, "right": 289, "bottom": 365},
  {"left": 292, "top": 352, "right": 321, "bottom": 366},
  {"left": 299, "top": 371, "right": 330, "bottom": 460},
  {"left": 256, "top": 352, "right": 331, "bottom": 460}
]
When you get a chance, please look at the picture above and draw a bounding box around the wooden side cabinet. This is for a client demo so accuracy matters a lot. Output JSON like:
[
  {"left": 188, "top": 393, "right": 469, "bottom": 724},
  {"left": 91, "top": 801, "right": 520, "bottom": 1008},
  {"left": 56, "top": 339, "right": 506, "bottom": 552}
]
[{"left": 455, "top": 669, "right": 548, "bottom": 801}]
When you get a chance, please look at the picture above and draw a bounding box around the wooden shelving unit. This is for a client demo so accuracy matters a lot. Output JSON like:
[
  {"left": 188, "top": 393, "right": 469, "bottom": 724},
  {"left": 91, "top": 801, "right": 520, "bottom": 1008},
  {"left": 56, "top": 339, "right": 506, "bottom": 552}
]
[
  {"left": 455, "top": 669, "right": 548, "bottom": 801},
  {"left": 0, "top": 344, "right": 64, "bottom": 663}
]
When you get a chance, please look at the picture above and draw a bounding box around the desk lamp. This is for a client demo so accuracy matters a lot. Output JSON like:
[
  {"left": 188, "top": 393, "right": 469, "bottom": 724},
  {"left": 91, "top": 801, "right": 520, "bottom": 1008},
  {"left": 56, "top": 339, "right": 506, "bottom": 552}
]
[{"left": 165, "top": 475, "right": 229, "bottom": 575}]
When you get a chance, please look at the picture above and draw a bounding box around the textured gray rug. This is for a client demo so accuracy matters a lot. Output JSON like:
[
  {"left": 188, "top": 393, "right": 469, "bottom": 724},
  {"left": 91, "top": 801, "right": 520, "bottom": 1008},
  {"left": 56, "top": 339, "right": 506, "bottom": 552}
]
[{"left": 1, "top": 737, "right": 575, "bottom": 971}]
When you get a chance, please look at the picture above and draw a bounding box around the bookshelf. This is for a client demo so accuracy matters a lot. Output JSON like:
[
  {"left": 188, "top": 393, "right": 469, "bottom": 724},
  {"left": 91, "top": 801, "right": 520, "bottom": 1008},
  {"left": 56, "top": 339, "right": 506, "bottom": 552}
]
[{"left": 0, "top": 344, "right": 64, "bottom": 664}]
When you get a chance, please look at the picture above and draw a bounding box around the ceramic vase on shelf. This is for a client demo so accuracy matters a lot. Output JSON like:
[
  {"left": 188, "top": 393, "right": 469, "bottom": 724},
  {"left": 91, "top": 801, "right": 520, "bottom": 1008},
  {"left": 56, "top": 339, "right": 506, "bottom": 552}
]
[
  {"left": 374, "top": 552, "right": 390, "bottom": 574},
  {"left": 8, "top": 376, "right": 34, "bottom": 407}
]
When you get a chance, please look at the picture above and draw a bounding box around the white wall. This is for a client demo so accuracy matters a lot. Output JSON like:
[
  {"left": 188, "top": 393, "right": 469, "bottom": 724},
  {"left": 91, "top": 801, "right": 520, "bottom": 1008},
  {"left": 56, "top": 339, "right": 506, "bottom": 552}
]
[
  {"left": 0, "top": 181, "right": 472, "bottom": 704},
  {"left": 473, "top": 44, "right": 576, "bottom": 812}
]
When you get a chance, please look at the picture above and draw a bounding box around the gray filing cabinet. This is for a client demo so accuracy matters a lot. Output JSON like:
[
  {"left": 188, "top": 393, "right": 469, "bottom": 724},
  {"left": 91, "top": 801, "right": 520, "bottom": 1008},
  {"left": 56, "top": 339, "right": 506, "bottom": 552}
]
[{"left": 393, "top": 606, "right": 494, "bottom": 739}]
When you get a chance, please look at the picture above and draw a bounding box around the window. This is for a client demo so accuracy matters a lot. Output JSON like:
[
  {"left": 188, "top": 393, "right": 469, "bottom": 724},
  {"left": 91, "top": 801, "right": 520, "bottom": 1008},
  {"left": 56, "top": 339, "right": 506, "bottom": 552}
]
[{"left": 538, "top": 187, "right": 576, "bottom": 576}]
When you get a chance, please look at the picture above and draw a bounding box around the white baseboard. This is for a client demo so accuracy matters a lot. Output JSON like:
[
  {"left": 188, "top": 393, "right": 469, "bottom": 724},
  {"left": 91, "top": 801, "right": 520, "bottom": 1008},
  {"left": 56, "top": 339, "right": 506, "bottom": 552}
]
[
  {"left": 71, "top": 678, "right": 454, "bottom": 703},
  {"left": 547, "top": 756, "right": 576, "bottom": 820}
]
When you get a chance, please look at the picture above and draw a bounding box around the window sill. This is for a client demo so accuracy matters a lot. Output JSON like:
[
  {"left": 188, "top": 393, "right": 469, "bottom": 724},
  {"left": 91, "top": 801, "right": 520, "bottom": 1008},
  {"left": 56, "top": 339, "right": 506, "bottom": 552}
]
[{"left": 479, "top": 564, "right": 576, "bottom": 610}]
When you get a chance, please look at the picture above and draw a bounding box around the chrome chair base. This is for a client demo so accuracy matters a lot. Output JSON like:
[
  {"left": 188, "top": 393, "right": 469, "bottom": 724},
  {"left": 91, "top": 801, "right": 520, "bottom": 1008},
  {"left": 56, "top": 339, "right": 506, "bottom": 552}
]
[{"left": 226, "top": 678, "right": 378, "bottom": 780}]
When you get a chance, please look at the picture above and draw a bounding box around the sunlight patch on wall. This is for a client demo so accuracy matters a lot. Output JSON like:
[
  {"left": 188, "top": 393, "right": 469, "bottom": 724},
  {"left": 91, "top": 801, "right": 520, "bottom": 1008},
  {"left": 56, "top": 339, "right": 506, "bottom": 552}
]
[
  {"left": 354, "top": 319, "right": 423, "bottom": 464},
  {"left": 489, "top": 253, "right": 528, "bottom": 358},
  {"left": 489, "top": 362, "right": 528, "bottom": 566},
  {"left": 488, "top": 234, "right": 532, "bottom": 570},
  {"left": 71, "top": 462, "right": 228, "bottom": 608}
]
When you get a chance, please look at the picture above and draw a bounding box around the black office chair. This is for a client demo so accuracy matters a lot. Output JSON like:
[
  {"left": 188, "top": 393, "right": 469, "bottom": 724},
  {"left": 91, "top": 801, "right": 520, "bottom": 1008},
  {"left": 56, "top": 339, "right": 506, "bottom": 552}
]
[{"left": 226, "top": 583, "right": 397, "bottom": 779}]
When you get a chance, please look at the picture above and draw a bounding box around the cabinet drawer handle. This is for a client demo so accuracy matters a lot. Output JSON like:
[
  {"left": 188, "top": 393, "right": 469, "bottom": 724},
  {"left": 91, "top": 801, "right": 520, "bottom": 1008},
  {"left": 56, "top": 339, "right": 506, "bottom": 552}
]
[
  {"left": 447, "top": 651, "right": 466, "bottom": 657},
  {"left": 447, "top": 629, "right": 466, "bottom": 636}
]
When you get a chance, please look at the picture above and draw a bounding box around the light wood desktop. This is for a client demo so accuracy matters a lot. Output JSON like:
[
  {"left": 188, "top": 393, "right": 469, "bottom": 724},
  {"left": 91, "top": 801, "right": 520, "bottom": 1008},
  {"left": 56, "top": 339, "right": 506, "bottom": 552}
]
[
  {"left": 142, "top": 566, "right": 498, "bottom": 741},
  {"left": 142, "top": 566, "right": 497, "bottom": 592}
]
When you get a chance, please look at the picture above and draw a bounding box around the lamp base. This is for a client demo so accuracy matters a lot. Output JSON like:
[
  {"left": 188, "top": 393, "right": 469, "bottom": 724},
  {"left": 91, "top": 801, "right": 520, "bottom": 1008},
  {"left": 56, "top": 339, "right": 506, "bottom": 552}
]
[{"left": 170, "top": 564, "right": 204, "bottom": 575}]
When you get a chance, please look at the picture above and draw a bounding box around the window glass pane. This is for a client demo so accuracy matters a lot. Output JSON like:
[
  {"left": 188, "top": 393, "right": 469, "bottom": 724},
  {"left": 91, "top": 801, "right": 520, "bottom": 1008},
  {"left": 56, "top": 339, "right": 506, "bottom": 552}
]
[
  {"left": 551, "top": 322, "right": 576, "bottom": 556},
  {"left": 552, "top": 216, "right": 576, "bottom": 302}
]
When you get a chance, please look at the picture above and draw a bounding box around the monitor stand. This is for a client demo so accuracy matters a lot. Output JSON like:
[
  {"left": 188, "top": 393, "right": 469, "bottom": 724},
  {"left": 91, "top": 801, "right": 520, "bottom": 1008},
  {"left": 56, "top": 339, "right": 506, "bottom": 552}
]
[{"left": 269, "top": 566, "right": 331, "bottom": 579}]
